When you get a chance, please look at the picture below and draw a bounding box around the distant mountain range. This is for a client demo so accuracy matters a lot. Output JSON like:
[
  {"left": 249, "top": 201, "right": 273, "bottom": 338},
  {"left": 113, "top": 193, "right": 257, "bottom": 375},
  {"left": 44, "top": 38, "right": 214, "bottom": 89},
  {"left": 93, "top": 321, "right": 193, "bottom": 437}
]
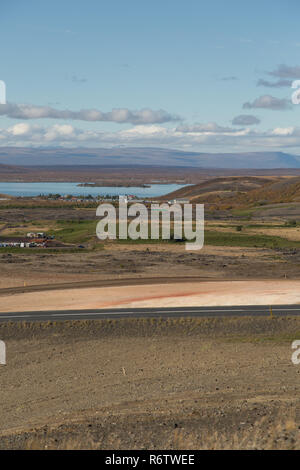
[{"left": 0, "top": 147, "right": 300, "bottom": 169}]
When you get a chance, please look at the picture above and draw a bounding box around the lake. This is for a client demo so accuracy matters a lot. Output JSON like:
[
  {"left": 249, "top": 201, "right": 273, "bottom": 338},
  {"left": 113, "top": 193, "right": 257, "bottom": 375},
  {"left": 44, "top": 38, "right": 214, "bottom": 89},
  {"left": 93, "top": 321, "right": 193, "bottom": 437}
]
[{"left": 0, "top": 182, "right": 186, "bottom": 198}]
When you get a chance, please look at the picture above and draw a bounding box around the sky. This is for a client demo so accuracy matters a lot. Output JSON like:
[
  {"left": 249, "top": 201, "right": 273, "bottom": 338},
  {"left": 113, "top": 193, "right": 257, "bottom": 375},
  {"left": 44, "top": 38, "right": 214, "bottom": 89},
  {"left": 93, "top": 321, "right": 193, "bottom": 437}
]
[{"left": 1, "top": 0, "right": 300, "bottom": 153}]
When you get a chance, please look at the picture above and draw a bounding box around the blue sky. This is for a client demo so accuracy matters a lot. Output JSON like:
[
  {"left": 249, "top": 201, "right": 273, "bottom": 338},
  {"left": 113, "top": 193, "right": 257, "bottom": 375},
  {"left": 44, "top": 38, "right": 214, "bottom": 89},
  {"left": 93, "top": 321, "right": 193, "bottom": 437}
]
[{"left": 1, "top": 0, "right": 300, "bottom": 152}]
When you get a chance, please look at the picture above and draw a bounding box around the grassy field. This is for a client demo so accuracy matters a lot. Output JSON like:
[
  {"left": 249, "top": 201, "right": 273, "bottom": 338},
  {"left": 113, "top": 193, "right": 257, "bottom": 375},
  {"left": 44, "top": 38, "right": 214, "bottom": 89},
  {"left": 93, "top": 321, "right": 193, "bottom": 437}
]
[
  {"left": 3, "top": 217, "right": 300, "bottom": 250},
  {"left": 49, "top": 220, "right": 98, "bottom": 244},
  {"left": 204, "top": 230, "right": 300, "bottom": 249},
  {"left": 116, "top": 228, "right": 300, "bottom": 249}
]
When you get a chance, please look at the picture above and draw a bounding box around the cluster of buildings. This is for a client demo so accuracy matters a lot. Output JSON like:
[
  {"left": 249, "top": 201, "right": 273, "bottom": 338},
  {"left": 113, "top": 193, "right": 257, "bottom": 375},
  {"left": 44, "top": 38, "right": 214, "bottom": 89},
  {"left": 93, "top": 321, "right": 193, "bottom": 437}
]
[
  {"left": 0, "top": 240, "right": 47, "bottom": 248},
  {"left": 35, "top": 195, "right": 93, "bottom": 203},
  {"left": 26, "top": 232, "right": 55, "bottom": 240},
  {"left": 118, "top": 195, "right": 136, "bottom": 204},
  {"left": 167, "top": 199, "right": 190, "bottom": 205},
  {"left": 119, "top": 196, "right": 191, "bottom": 205},
  {"left": 0, "top": 232, "right": 55, "bottom": 249}
]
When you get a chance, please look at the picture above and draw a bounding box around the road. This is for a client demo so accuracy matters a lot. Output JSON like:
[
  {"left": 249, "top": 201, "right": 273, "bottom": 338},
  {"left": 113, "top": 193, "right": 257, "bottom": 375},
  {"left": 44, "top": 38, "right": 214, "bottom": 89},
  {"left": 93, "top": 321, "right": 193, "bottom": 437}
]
[{"left": 0, "top": 305, "right": 300, "bottom": 322}]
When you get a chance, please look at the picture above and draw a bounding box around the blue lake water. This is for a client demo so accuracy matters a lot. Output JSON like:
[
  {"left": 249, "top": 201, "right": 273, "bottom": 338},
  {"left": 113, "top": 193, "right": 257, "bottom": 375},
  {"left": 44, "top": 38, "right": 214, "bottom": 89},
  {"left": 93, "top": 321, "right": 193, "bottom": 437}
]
[{"left": 0, "top": 182, "right": 186, "bottom": 198}]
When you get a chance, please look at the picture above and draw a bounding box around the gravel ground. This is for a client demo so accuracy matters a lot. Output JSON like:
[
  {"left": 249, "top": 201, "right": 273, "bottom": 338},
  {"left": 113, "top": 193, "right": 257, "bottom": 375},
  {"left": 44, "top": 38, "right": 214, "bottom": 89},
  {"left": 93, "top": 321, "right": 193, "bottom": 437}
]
[{"left": 0, "top": 317, "right": 299, "bottom": 449}]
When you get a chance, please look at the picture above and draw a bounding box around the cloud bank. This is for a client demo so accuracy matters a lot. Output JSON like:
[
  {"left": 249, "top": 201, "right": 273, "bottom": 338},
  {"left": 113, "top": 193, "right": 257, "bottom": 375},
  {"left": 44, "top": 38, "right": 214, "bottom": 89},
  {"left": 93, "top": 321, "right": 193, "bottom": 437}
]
[{"left": 2, "top": 122, "right": 300, "bottom": 152}]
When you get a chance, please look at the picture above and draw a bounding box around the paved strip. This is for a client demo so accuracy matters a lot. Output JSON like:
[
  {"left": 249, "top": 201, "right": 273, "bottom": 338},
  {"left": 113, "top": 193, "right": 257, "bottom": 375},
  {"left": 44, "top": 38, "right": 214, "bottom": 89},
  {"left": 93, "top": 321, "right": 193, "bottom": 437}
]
[{"left": 0, "top": 305, "right": 300, "bottom": 322}]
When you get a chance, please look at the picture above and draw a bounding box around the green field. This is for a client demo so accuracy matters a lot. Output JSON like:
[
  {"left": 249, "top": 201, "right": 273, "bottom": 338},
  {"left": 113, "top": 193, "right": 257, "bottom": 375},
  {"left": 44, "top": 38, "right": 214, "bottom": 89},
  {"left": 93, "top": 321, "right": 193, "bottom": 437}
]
[
  {"left": 49, "top": 220, "right": 98, "bottom": 244},
  {"left": 204, "top": 230, "right": 300, "bottom": 248},
  {"left": 2, "top": 218, "right": 300, "bottom": 251}
]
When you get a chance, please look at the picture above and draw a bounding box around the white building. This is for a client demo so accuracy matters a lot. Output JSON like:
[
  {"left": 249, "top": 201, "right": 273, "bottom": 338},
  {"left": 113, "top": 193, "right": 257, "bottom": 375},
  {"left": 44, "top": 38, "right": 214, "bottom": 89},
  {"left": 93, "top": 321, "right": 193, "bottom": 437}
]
[{"left": 119, "top": 195, "right": 128, "bottom": 204}]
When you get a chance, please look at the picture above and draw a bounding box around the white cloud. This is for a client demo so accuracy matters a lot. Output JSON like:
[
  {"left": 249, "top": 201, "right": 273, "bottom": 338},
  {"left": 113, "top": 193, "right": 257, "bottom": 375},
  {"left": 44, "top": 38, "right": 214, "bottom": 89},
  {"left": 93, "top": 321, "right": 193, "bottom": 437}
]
[
  {"left": 8, "top": 123, "right": 31, "bottom": 136},
  {"left": 119, "top": 125, "right": 169, "bottom": 137},
  {"left": 271, "top": 127, "right": 295, "bottom": 136},
  {"left": 176, "top": 122, "right": 240, "bottom": 134}
]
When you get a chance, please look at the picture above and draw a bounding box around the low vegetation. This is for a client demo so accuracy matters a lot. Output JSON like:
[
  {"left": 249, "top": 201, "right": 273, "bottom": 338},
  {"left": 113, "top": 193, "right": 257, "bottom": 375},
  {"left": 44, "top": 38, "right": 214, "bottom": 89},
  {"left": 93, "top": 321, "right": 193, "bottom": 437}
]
[{"left": 49, "top": 220, "right": 98, "bottom": 244}]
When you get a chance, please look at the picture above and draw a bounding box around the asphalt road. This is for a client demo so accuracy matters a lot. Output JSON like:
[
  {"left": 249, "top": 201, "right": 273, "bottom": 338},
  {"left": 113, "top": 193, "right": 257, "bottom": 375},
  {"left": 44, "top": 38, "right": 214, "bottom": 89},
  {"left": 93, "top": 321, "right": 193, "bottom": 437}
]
[{"left": 0, "top": 305, "right": 300, "bottom": 322}]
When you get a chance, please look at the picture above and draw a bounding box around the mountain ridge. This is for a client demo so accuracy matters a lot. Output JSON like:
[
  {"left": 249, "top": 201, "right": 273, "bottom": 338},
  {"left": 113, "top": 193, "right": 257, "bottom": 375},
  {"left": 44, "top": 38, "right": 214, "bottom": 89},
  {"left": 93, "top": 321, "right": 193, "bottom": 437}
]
[{"left": 0, "top": 147, "right": 299, "bottom": 169}]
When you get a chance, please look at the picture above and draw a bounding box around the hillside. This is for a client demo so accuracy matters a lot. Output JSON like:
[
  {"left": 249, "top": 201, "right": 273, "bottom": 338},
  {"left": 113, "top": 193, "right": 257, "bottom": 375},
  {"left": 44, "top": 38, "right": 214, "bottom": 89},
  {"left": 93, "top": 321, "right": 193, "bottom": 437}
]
[
  {"left": 237, "top": 176, "right": 300, "bottom": 205},
  {"left": 164, "top": 175, "right": 300, "bottom": 210},
  {"left": 164, "top": 176, "right": 277, "bottom": 201},
  {"left": 0, "top": 164, "right": 30, "bottom": 174}
]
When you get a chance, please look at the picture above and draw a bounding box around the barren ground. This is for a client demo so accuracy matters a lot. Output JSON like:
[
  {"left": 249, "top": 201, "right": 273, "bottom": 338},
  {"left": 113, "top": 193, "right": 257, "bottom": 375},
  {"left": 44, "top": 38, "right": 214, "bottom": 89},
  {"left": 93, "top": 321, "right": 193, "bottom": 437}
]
[
  {"left": 0, "top": 242, "right": 299, "bottom": 290},
  {"left": 0, "top": 318, "right": 299, "bottom": 449},
  {"left": 1, "top": 279, "right": 300, "bottom": 312},
  {"left": 0, "top": 188, "right": 300, "bottom": 449}
]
